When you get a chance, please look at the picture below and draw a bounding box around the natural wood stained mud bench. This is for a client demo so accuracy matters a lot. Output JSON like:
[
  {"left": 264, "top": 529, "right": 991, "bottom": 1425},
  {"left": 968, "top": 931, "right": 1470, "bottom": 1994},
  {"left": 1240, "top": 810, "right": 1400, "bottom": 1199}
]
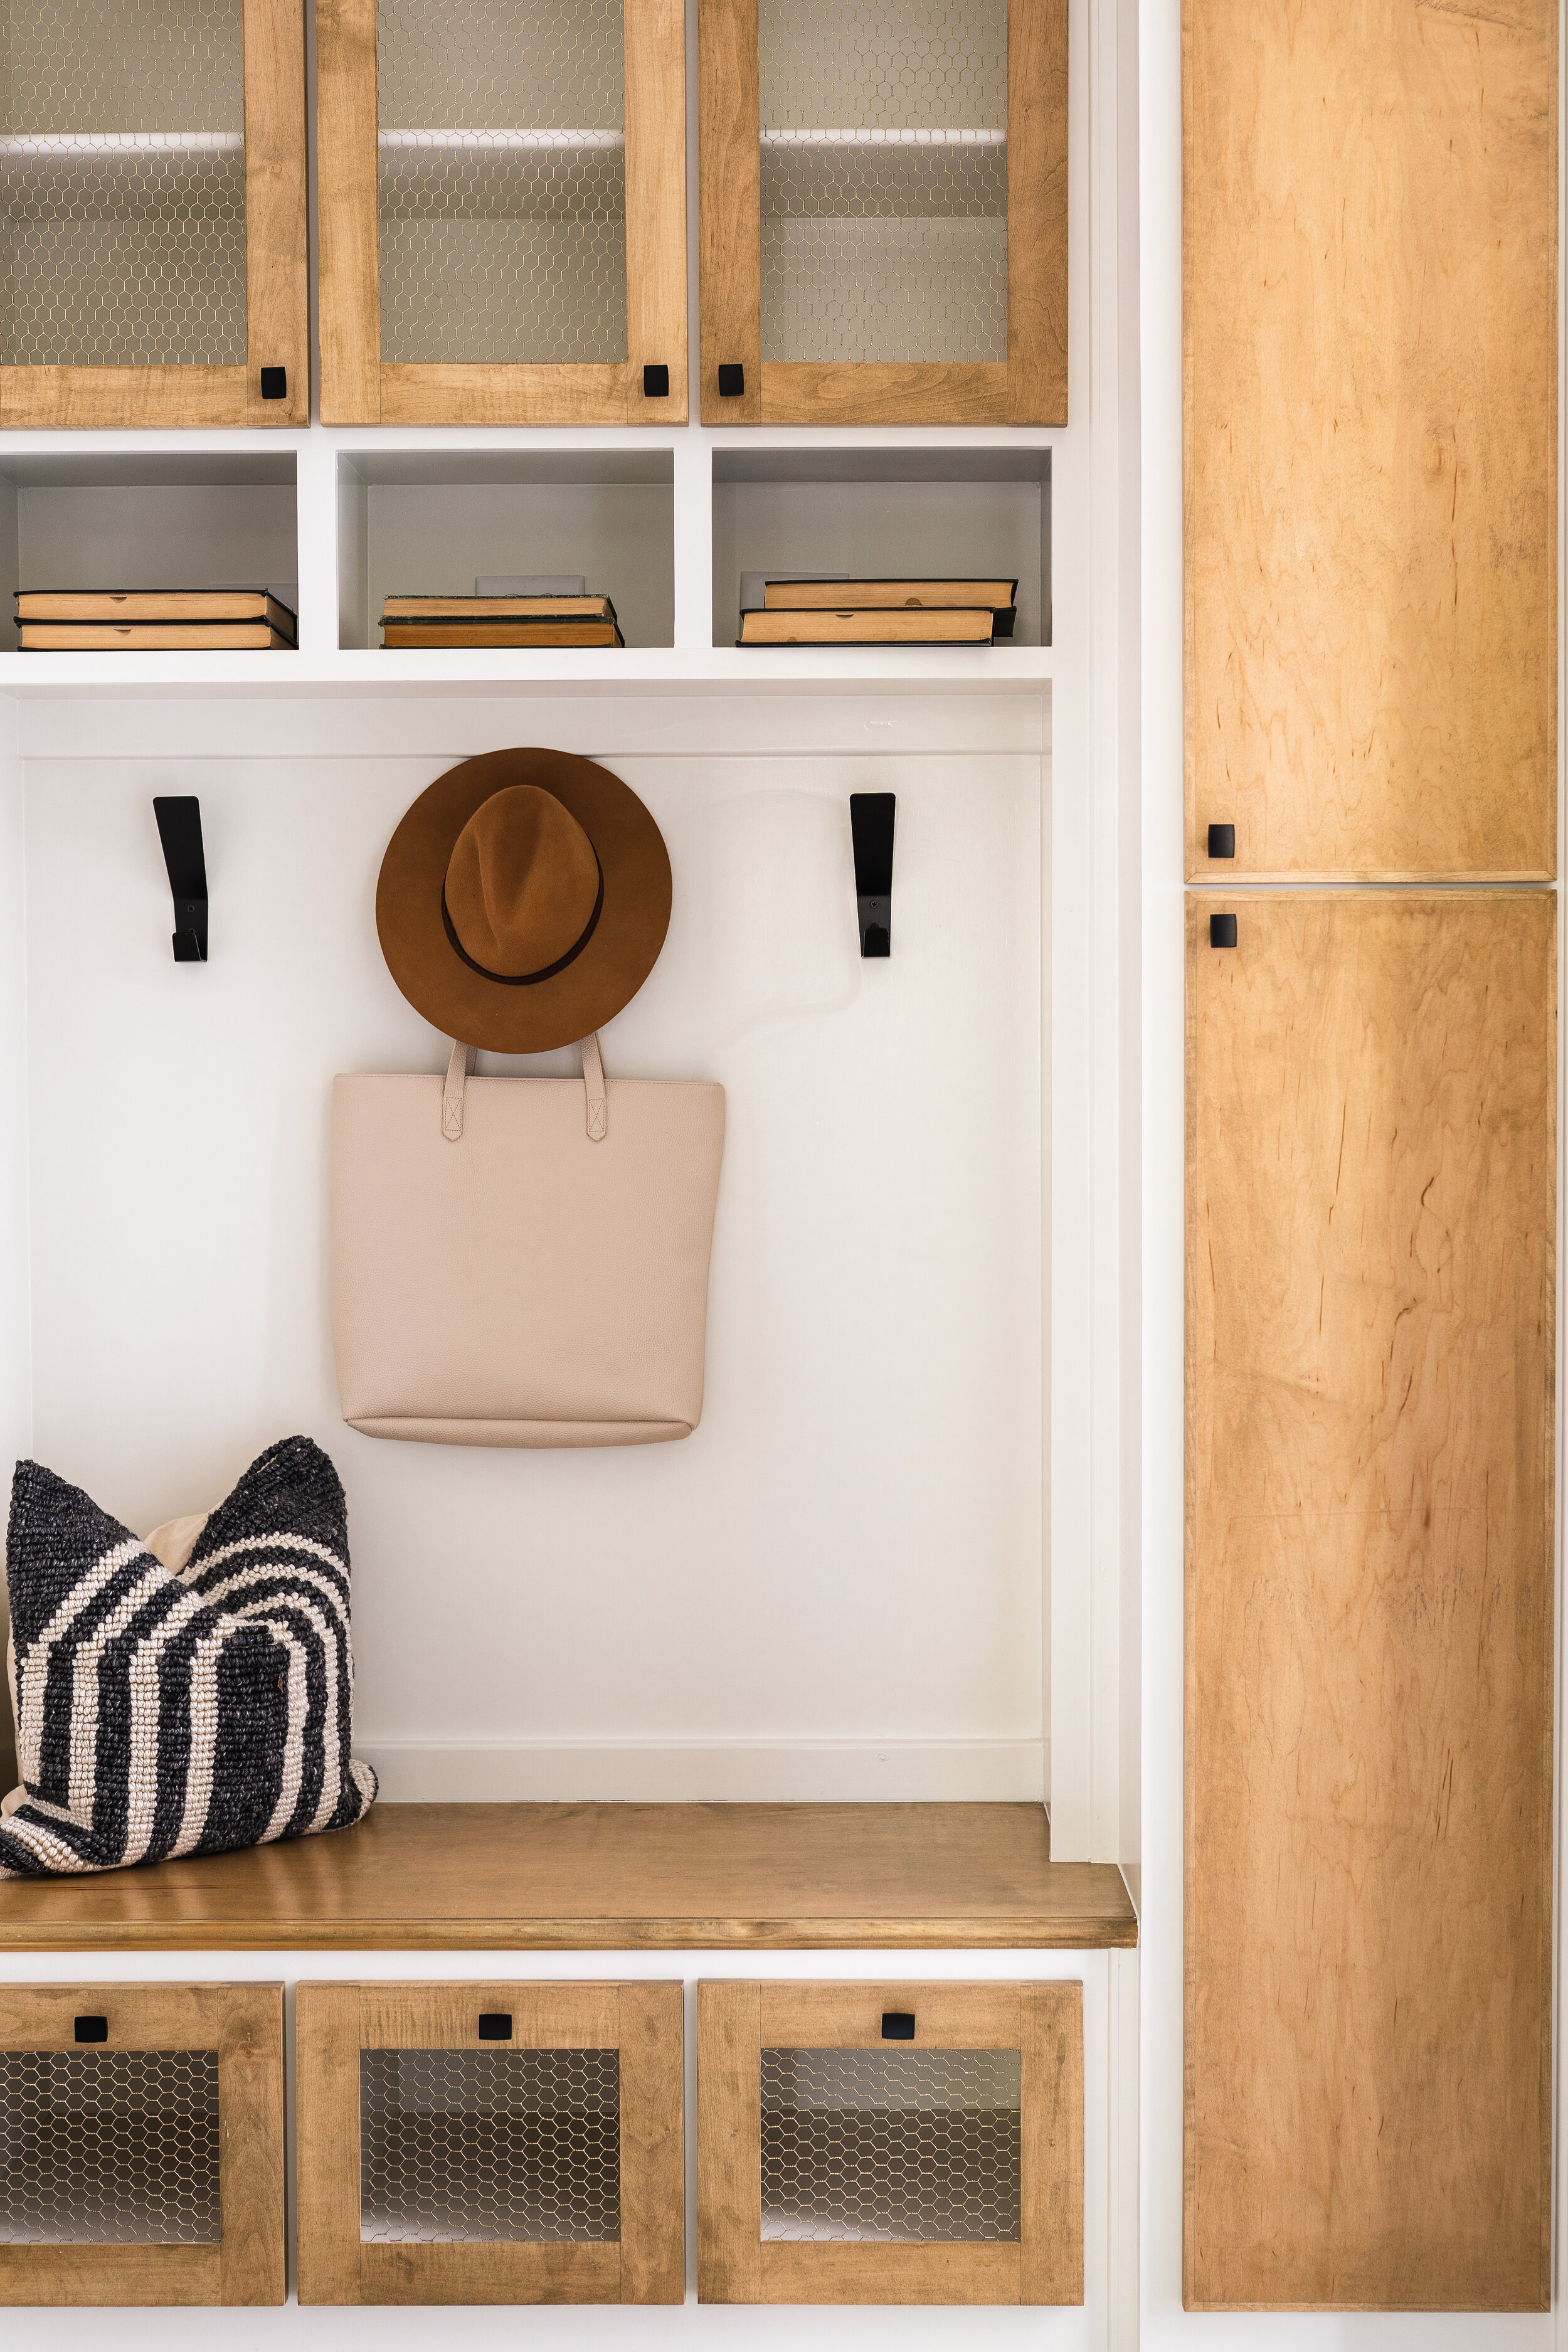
[
  {"left": 0, "top": 1802, "right": 1136, "bottom": 1953},
  {"left": 0, "top": 1804, "right": 1131, "bottom": 2313}
]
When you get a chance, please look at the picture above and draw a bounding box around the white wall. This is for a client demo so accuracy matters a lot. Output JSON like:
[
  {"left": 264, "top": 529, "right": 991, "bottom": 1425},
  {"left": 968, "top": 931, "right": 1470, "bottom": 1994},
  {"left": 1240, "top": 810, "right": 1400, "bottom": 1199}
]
[
  {"left": 19, "top": 695, "right": 1046, "bottom": 1803},
  {"left": 0, "top": 696, "right": 26, "bottom": 1794}
]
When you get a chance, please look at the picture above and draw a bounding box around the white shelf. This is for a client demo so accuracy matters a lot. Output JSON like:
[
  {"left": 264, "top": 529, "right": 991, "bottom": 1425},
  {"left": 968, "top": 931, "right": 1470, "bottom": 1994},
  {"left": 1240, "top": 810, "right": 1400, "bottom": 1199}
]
[
  {"left": 0, "top": 644, "right": 1052, "bottom": 694},
  {"left": 377, "top": 128, "right": 623, "bottom": 152},
  {"left": 0, "top": 130, "right": 242, "bottom": 157},
  {"left": 760, "top": 128, "right": 1005, "bottom": 146}
]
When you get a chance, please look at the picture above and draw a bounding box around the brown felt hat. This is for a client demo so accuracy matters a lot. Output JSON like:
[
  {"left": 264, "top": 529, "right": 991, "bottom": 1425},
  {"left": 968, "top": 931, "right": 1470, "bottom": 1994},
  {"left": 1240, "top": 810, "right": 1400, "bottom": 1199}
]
[{"left": 376, "top": 748, "right": 672, "bottom": 1052}]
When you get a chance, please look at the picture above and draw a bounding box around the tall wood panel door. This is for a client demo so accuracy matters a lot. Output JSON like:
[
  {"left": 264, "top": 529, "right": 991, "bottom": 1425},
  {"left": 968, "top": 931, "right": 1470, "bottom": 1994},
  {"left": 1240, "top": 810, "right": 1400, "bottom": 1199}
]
[
  {"left": 1185, "top": 891, "right": 1555, "bottom": 2311},
  {"left": 1185, "top": 0, "right": 1557, "bottom": 879},
  {"left": 697, "top": 0, "right": 1066, "bottom": 424},
  {"left": 0, "top": 0, "right": 307, "bottom": 427},
  {"left": 317, "top": 0, "right": 687, "bottom": 425}
]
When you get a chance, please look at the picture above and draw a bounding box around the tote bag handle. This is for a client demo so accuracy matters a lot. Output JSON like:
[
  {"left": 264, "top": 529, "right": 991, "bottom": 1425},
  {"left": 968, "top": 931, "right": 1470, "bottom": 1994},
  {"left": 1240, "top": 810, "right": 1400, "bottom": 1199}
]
[{"left": 442, "top": 1034, "right": 607, "bottom": 1144}]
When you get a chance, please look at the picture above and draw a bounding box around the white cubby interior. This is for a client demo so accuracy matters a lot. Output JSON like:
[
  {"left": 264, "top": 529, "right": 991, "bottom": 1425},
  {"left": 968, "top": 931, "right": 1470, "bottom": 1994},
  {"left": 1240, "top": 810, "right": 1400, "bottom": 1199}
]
[
  {"left": 710, "top": 445, "right": 1051, "bottom": 649},
  {"left": 0, "top": 452, "right": 298, "bottom": 654},
  {"left": 335, "top": 447, "right": 676, "bottom": 650}
]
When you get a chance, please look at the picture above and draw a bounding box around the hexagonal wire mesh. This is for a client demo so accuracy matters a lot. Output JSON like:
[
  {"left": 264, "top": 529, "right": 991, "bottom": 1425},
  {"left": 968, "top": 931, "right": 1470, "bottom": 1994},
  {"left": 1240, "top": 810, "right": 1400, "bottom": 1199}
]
[
  {"left": 359, "top": 2048, "right": 622, "bottom": 2244},
  {"left": 0, "top": 0, "right": 246, "bottom": 368},
  {"left": 758, "top": 0, "right": 1007, "bottom": 365},
  {"left": 0, "top": 2049, "right": 222, "bottom": 2245},
  {"left": 760, "top": 2047, "right": 1022, "bottom": 2243},
  {"left": 376, "top": 0, "right": 627, "bottom": 366}
]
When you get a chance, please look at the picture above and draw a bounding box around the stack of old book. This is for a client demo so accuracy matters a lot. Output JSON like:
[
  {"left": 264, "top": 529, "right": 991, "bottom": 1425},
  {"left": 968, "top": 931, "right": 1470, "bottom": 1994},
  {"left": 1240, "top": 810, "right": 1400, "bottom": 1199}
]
[
  {"left": 16, "top": 588, "right": 296, "bottom": 650},
  {"left": 380, "top": 593, "right": 624, "bottom": 648},
  {"left": 738, "top": 576, "right": 1017, "bottom": 646}
]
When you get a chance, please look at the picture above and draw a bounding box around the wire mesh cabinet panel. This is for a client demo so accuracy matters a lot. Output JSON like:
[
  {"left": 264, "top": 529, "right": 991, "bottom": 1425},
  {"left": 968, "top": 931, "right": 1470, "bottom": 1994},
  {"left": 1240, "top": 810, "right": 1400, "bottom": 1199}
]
[
  {"left": 0, "top": 1983, "right": 285, "bottom": 2306},
  {"left": 698, "top": 1981, "right": 1081, "bottom": 2304},
  {"left": 698, "top": 0, "right": 1064, "bottom": 423},
  {"left": 296, "top": 1982, "right": 685, "bottom": 2304},
  {"left": 0, "top": 0, "right": 307, "bottom": 425},
  {"left": 317, "top": 0, "right": 687, "bottom": 423}
]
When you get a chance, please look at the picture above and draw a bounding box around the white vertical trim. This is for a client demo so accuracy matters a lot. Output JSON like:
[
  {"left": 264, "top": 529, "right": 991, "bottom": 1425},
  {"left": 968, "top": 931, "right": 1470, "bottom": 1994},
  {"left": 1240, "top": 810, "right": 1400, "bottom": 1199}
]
[
  {"left": 0, "top": 698, "right": 29, "bottom": 1802},
  {"left": 1109, "top": 1947, "right": 1141, "bottom": 2349},
  {"left": 1051, "top": 0, "right": 1142, "bottom": 1863}
]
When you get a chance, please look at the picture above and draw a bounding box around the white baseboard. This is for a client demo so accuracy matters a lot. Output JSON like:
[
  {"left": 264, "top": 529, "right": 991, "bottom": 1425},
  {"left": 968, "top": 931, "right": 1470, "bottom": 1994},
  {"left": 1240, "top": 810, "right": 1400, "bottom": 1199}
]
[{"left": 359, "top": 1737, "right": 1048, "bottom": 1805}]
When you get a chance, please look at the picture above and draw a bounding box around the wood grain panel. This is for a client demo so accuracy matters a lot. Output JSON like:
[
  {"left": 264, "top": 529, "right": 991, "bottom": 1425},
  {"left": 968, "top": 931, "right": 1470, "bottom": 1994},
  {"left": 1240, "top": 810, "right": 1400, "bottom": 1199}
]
[
  {"left": 697, "top": 1979, "right": 1084, "bottom": 2306},
  {"left": 1185, "top": 892, "right": 1555, "bottom": 2309},
  {"left": 295, "top": 1986, "right": 361, "bottom": 2306},
  {"left": 755, "top": 361, "right": 1008, "bottom": 425},
  {"left": 1005, "top": 0, "right": 1068, "bottom": 423},
  {"left": 760, "top": 2243, "right": 1023, "bottom": 2303},
  {"left": 378, "top": 363, "right": 637, "bottom": 425},
  {"left": 315, "top": 0, "right": 381, "bottom": 423},
  {"left": 0, "top": 366, "right": 246, "bottom": 429},
  {"left": 696, "top": 1982, "right": 762, "bottom": 2302},
  {"left": 1184, "top": 0, "right": 1557, "bottom": 878},
  {"left": 697, "top": 0, "right": 762, "bottom": 420},
  {"left": 296, "top": 1981, "right": 686, "bottom": 2306},
  {"left": 0, "top": 1801, "right": 1136, "bottom": 1952},
  {"left": 1020, "top": 1983, "right": 1083, "bottom": 2303},
  {"left": 242, "top": 0, "right": 309, "bottom": 422},
  {"left": 0, "top": 1983, "right": 283, "bottom": 2306},
  {"left": 615, "top": 1984, "right": 686, "bottom": 2304},
  {"left": 625, "top": 0, "right": 689, "bottom": 418}
]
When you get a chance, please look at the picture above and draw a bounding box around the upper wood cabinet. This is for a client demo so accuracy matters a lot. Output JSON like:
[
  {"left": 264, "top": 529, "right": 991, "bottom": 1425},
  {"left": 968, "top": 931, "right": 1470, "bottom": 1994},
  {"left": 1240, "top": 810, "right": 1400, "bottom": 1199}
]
[
  {"left": 697, "top": 0, "right": 1066, "bottom": 425},
  {"left": 0, "top": 0, "right": 307, "bottom": 428},
  {"left": 1185, "top": 0, "right": 1557, "bottom": 879},
  {"left": 1186, "top": 891, "right": 1555, "bottom": 2311},
  {"left": 317, "top": 0, "right": 687, "bottom": 425}
]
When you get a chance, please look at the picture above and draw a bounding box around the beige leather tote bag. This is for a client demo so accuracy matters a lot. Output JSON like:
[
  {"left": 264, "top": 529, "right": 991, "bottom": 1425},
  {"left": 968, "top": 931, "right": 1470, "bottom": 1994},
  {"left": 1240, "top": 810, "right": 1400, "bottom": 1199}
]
[{"left": 331, "top": 1036, "right": 725, "bottom": 1447}]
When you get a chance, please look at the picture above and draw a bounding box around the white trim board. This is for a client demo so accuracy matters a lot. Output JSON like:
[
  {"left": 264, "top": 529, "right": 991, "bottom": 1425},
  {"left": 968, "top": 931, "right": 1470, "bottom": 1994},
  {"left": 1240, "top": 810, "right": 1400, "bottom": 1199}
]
[{"left": 359, "top": 1737, "right": 1048, "bottom": 1804}]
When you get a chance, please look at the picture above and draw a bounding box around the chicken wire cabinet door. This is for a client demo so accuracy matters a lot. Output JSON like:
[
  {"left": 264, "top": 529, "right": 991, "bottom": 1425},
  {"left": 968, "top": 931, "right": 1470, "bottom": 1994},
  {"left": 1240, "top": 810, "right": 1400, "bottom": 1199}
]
[
  {"left": 698, "top": 0, "right": 1066, "bottom": 423},
  {"left": 0, "top": 1984, "right": 285, "bottom": 2306},
  {"left": 0, "top": 0, "right": 307, "bottom": 426},
  {"left": 317, "top": 0, "right": 687, "bottom": 423},
  {"left": 697, "top": 1983, "right": 1083, "bottom": 2304},
  {"left": 295, "top": 1983, "right": 685, "bottom": 2304}
]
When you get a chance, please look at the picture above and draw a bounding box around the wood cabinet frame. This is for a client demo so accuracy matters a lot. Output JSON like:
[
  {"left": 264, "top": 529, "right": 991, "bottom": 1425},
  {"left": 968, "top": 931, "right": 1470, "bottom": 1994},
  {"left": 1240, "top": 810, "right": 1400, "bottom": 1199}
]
[
  {"left": 296, "top": 1981, "right": 686, "bottom": 2304},
  {"left": 0, "top": 1982, "right": 285, "bottom": 2306},
  {"left": 317, "top": 0, "right": 687, "bottom": 425},
  {"left": 697, "top": 1980, "right": 1083, "bottom": 2305},
  {"left": 697, "top": 0, "right": 1066, "bottom": 425},
  {"left": 0, "top": 0, "right": 308, "bottom": 429}
]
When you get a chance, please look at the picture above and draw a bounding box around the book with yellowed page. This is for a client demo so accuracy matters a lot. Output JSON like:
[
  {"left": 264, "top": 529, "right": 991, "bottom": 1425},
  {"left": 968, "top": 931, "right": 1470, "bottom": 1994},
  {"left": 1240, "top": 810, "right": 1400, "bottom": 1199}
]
[
  {"left": 739, "top": 607, "right": 995, "bottom": 646},
  {"left": 19, "top": 621, "right": 294, "bottom": 651},
  {"left": 763, "top": 577, "right": 1016, "bottom": 612},
  {"left": 383, "top": 594, "right": 618, "bottom": 622},
  {"left": 381, "top": 619, "right": 625, "bottom": 647},
  {"left": 17, "top": 588, "right": 297, "bottom": 637}
]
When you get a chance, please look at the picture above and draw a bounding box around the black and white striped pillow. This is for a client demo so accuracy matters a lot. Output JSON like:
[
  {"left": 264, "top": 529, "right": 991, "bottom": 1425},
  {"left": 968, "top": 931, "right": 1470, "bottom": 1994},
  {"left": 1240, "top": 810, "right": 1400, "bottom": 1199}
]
[{"left": 0, "top": 1436, "right": 376, "bottom": 1879}]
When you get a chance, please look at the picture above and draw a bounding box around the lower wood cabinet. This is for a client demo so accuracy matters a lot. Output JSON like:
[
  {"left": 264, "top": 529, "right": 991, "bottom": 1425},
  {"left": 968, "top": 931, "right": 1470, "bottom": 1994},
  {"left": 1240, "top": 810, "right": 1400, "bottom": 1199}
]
[
  {"left": 1186, "top": 891, "right": 1555, "bottom": 2309},
  {"left": 295, "top": 1981, "right": 684, "bottom": 2304},
  {"left": 0, "top": 1983, "right": 284, "bottom": 2307},
  {"left": 697, "top": 1981, "right": 1083, "bottom": 2304}
]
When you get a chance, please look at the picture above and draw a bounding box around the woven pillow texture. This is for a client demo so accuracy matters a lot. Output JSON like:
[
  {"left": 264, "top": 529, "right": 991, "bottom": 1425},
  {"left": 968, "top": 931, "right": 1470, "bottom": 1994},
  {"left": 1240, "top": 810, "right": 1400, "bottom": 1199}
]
[{"left": 0, "top": 1435, "right": 377, "bottom": 1879}]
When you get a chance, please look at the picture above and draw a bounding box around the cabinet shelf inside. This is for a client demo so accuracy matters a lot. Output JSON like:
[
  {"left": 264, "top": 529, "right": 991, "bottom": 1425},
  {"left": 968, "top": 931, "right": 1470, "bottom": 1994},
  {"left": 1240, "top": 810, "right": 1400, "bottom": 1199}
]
[{"left": 377, "top": 128, "right": 624, "bottom": 151}]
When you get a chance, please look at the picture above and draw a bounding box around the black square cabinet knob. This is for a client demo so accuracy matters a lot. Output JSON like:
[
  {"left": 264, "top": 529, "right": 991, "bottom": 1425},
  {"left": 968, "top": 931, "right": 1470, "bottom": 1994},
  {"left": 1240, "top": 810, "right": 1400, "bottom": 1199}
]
[
  {"left": 642, "top": 363, "right": 669, "bottom": 398},
  {"left": 1207, "top": 822, "right": 1236, "bottom": 859},
  {"left": 477, "top": 2013, "right": 513, "bottom": 2041},
  {"left": 881, "top": 2011, "right": 916, "bottom": 2041},
  {"left": 717, "top": 363, "right": 745, "bottom": 398},
  {"left": 74, "top": 2016, "right": 109, "bottom": 2043},
  {"left": 1210, "top": 913, "right": 1237, "bottom": 949},
  {"left": 259, "top": 366, "right": 287, "bottom": 400}
]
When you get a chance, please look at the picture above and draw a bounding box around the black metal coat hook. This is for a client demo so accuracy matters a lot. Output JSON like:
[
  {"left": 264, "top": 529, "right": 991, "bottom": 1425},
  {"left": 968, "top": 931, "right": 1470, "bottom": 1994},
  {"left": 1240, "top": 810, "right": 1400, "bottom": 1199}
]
[
  {"left": 153, "top": 796, "right": 208, "bottom": 962},
  {"left": 850, "top": 792, "right": 895, "bottom": 958}
]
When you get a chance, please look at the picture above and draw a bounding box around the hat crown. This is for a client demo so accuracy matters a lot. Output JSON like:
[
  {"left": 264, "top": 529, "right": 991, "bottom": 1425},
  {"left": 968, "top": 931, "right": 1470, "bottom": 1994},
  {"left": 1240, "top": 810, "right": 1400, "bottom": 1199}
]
[{"left": 443, "top": 785, "right": 600, "bottom": 980}]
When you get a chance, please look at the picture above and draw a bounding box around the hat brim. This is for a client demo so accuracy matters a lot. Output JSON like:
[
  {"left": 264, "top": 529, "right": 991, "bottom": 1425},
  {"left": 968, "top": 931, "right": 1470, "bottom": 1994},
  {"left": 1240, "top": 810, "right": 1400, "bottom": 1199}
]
[{"left": 376, "top": 748, "right": 672, "bottom": 1052}]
